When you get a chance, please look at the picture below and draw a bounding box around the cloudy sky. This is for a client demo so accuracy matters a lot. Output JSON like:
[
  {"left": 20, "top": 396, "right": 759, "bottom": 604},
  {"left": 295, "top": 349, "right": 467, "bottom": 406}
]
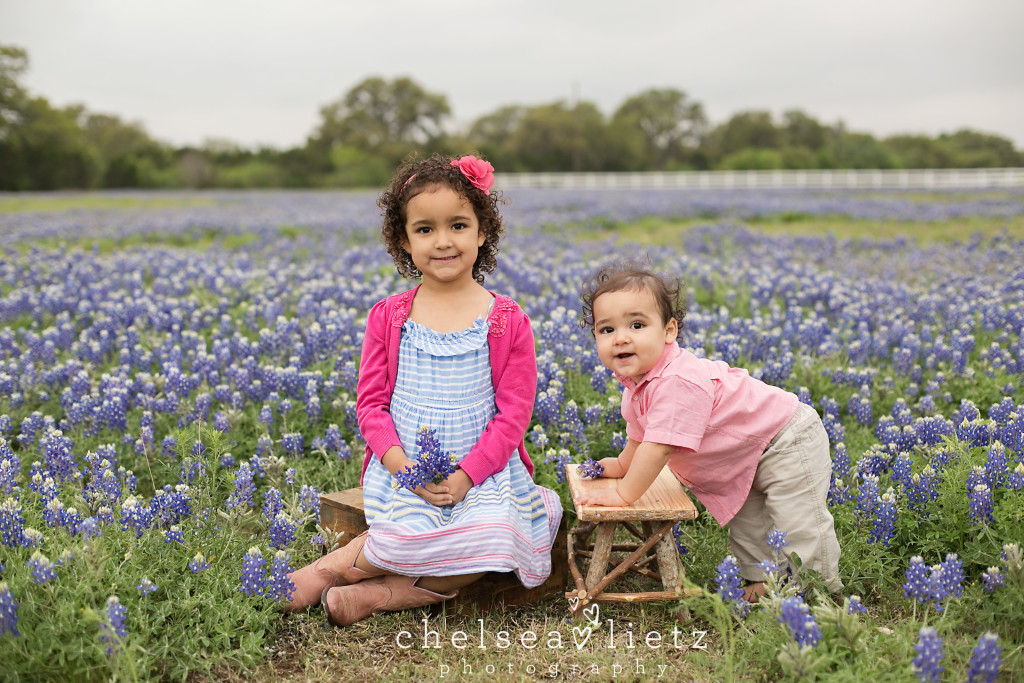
[{"left": 4, "top": 0, "right": 1023, "bottom": 149}]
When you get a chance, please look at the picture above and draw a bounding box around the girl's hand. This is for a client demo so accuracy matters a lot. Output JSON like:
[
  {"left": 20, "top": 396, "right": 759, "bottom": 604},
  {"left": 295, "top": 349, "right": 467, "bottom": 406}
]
[
  {"left": 440, "top": 468, "right": 473, "bottom": 505},
  {"left": 577, "top": 488, "right": 628, "bottom": 508},
  {"left": 414, "top": 481, "right": 454, "bottom": 507},
  {"left": 383, "top": 446, "right": 455, "bottom": 506}
]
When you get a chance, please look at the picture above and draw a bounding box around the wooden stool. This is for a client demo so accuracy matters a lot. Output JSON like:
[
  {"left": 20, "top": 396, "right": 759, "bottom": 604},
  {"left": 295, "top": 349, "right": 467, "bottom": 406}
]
[
  {"left": 319, "top": 488, "right": 568, "bottom": 615},
  {"left": 564, "top": 464, "right": 700, "bottom": 613}
]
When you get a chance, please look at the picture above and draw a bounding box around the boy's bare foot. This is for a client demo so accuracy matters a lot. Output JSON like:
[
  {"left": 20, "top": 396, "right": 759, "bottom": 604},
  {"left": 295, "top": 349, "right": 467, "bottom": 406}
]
[{"left": 742, "top": 581, "right": 767, "bottom": 602}]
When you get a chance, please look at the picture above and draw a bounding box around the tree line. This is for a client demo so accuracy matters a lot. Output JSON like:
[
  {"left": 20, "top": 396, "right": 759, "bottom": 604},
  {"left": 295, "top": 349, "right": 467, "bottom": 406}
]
[{"left": 2, "top": 45, "right": 1022, "bottom": 191}]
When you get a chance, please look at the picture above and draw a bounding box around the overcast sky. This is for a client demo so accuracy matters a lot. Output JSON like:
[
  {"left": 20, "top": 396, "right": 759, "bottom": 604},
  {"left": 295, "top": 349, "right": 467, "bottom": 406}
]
[{"left": 4, "top": 0, "right": 1023, "bottom": 150}]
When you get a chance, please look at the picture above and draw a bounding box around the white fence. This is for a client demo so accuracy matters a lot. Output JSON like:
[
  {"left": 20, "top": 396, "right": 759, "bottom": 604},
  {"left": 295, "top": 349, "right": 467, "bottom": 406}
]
[{"left": 496, "top": 167, "right": 1024, "bottom": 191}]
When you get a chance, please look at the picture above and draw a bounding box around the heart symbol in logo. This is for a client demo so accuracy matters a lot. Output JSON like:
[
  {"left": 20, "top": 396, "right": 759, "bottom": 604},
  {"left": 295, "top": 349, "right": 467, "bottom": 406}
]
[
  {"left": 572, "top": 625, "right": 592, "bottom": 650},
  {"left": 567, "top": 596, "right": 580, "bottom": 611},
  {"left": 583, "top": 603, "right": 600, "bottom": 626}
]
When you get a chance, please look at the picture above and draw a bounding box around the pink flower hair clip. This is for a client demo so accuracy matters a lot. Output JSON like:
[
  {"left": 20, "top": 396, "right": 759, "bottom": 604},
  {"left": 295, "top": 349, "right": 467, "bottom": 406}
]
[{"left": 451, "top": 156, "right": 494, "bottom": 195}]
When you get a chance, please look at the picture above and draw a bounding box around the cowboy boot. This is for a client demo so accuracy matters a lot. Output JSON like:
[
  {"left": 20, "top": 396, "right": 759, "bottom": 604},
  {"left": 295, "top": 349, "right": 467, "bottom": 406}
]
[
  {"left": 321, "top": 575, "right": 457, "bottom": 627},
  {"left": 283, "top": 532, "right": 374, "bottom": 612}
]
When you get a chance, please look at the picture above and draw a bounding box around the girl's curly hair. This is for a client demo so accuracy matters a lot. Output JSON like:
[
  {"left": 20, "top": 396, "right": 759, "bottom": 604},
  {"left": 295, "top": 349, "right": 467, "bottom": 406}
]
[
  {"left": 579, "top": 259, "right": 686, "bottom": 334},
  {"left": 377, "top": 153, "right": 505, "bottom": 283}
]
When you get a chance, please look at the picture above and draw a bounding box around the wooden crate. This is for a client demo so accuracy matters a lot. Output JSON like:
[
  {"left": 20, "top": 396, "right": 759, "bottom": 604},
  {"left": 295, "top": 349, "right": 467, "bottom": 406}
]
[{"left": 320, "top": 488, "right": 568, "bottom": 615}]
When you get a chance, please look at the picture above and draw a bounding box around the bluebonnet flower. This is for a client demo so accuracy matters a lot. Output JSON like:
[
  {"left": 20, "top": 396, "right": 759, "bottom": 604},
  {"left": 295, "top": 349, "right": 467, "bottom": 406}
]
[
  {"left": 21, "top": 527, "right": 44, "bottom": 548},
  {"left": 262, "top": 487, "right": 284, "bottom": 521},
  {"left": 298, "top": 485, "right": 320, "bottom": 520},
  {"left": 777, "top": 595, "right": 822, "bottom": 647},
  {"left": 136, "top": 578, "right": 158, "bottom": 596},
  {"left": 163, "top": 525, "right": 185, "bottom": 544},
  {"left": 27, "top": 551, "right": 57, "bottom": 584},
  {"left": 869, "top": 487, "right": 898, "bottom": 547},
  {"left": 968, "top": 483, "right": 994, "bottom": 525},
  {"left": 714, "top": 555, "right": 746, "bottom": 612},
  {"left": 161, "top": 435, "right": 178, "bottom": 459},
  {"left": 610, "top": 432, "right": 628, "bottom": 452},
  {"left": 542, "top": 448, "right": 572, "bottom": 485},
  {"left": 258, "top": 404, "right": 274, "bottom": 429},
  {"left": 671, "top": 522, "right": 688, "bottom": 555},
  {"left": 1008, "top": 463, "right": 1024, "bottom": 490},
  {"left": 984, "top": 441, "right": 1008, "bottom": 489},
  {"left": 395, "top": 427, "right": 457, "bottom": 491},
  {"left": 98, "top": 596, "right": 127, "bottom": 657},
  {"left": 903, "top": 556, "right": 929, "bottom": 602},
  {"left": 78, "top": 516, "right": 102, "bottom": 539},
  {"left": 284, "top": 468, "right": 296, "bottom": 486},
  {"left": 239, "top": 547, "right": 265, "bottom": 597},
  {"left": 847, "top": 393, "right": 873, "bottom": 425},
  {"left": 906, "top": 465, "right": 940, "bottom": 515},
  {"left": 281, "top": 432, "right": 304, "bottom": 457},
  {"left": 1, "top": 497, "right": 26, "bottom": 548},
  {"left": 226, "top": 462, "right": 256, "bottom": 511},
  {"left": 855, "top": 474, "right": 880, "bottom": 520},
  {"left": 268, "top": 512, "right": 297, "bottom": 549},
  {"left": 912, "top": 627, "right": 944, "bottom": 682},
  {"left": 766, "top": 529, "right": 789, "bottom": 555},
  {"left": 264, "top": 550, "right": 295, "bottom": 603},
  {"left": 213, "top": 411, "right": 231, "bottom": 432},
  {"left": 966, "top": 632, "right": 1002, "bottom": 683},
  {"left": 188, "top": 552, "right": 211, "bottom": 573},
  {"left": 981, "top": 566, "right": 1004, "bottom": 593},
  {"left": 0, "top": 439, "right": 21, "bottom": 495},
  {"left": 120, "top": 495, "right": 154, "bottom": 538},
  {"left": 578, "top": 458, "right": 604, "bottom": 479},
  {"left": 220, "top": 453, "right": 236, "bottom": 468},
  {"left": 847, "top": 595, "right": 867, "bottom": 614},
  {"left": 310, "top": 533, "right": 326, "bottom": 546},
  {"left": 0, "top": 581, "right": 18, "bottom": 636}
]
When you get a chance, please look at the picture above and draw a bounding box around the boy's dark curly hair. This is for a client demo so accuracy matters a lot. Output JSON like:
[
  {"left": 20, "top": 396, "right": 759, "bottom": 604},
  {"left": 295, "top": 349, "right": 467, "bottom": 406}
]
[
  {"left": 377, "top": 153, "right": 505, "bottom": 283},
  {"left": 579, "top": 259, "right": 686, "bottom": 334}
]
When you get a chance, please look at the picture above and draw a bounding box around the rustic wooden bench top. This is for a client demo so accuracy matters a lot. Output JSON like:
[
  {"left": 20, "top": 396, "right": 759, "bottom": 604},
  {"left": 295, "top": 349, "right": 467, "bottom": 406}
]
[{"left": 565, "top": 464, "right": 698, "bottom": 522}]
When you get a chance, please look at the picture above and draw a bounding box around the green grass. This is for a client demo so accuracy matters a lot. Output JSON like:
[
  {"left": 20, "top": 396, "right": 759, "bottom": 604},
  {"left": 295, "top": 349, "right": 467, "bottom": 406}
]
[
  {"left": 573, "top": 214, "right": 1024, "bottom": 246},
  {"left": 0, "top": 194, "right": 216, "bottom": 213}
]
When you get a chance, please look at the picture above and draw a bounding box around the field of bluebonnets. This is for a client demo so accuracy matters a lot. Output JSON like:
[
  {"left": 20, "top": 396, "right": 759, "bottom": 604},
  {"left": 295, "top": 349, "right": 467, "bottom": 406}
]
[{"left": 1, "top": 187, "right": 1024, "bottom": 682}]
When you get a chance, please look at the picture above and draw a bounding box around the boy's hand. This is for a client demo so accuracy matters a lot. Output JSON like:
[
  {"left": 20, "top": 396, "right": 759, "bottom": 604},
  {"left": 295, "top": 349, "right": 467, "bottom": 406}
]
[{"left": 577, "top": 488, "right": 629, "bottom": 508}]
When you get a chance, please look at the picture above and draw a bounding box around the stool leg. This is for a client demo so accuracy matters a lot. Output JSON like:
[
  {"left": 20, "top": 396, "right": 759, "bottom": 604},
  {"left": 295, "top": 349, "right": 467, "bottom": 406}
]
[
  {"left": 655, "top": 535, "right": 682, "bottom": 592},
  {"left": 586, "top": 523, "right": 616, "bottom": 590}
]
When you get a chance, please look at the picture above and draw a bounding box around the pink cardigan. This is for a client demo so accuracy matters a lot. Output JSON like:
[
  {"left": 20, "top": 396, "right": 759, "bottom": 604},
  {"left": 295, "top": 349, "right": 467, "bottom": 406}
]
[{"left": 356, "top": 285, "right": 537, "bottom": 485}]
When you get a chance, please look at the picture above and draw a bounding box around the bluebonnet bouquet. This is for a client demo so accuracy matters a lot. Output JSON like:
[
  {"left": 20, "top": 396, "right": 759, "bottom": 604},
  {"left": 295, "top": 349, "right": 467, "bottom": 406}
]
[{"left": 394, "top": 427, "right": 458, "bottom": 491}]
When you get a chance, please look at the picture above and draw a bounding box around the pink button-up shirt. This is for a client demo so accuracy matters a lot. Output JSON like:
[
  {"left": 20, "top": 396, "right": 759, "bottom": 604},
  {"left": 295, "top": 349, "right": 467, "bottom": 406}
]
[{"left": 617, "top": 343, "right": 798, "bottom": 525}]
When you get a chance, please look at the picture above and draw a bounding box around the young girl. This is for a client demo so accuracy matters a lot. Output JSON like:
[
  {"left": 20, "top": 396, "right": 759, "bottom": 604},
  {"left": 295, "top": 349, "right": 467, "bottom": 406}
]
[
  {"left": 286, "top": 154, "right": 562, "bottom": 625},
  {"left": 577, "top": 261, "right": 842, "bottom": 600}
]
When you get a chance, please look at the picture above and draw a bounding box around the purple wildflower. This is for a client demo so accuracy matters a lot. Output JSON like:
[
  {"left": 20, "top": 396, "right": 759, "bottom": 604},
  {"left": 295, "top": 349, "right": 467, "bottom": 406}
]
[
  {"left": 163, "top": 525, "right": 185, "bottom": 544},
  {"left": 264, "top": 550, "right": 295, "bottom": 603},
  {"left": 777, "top": 595, "right": 822, "bottom": 647},
  {"left": 136, "top": 578, "right": 158, "bottom": 596},
  {"left": 847, "top": 595, "right": 867, "bottom": 614},
  {"left": 981, "top": 567, "right": 1004, "bottom": 593},
  {"left": 98, "top": 596, "right": 127, "bottom": 657},
  {"left": 578, "top": 458, "right": 604, "bottom": 479},
  {"left": 968, "top": 483, "right": 994, "bottom": 525},
  {"left": 1, "top": 497, "right": 26, "bottom": 548},
  {"left": 966, "top": 632, "right": 1002, "bottom": 683},
  {"left": 912, "top": 627, "right": 944, "bottom": 682},
  {"left": 268, "top": 512, "right": 297, "bottom": 549},
  {"left": 188, "top": 552, "right": 211, "bottom": 573},
  {"left": 869, "top": 487, "right": 898, "bottom": 547},
  {"left": 239, "top": 547, "right": 265, "bottom": 597},
  {"left": 0, "top": 582, "right": 19, "bottom": 636},
  {"left": 714, "top": 555, "right": 745, "bottom": 604},
  {"left": 27, "top": 551, "right": 57, "bottom": 584},
  {"left": 226, "top": 462, "right": 256, "bottom": 511}
]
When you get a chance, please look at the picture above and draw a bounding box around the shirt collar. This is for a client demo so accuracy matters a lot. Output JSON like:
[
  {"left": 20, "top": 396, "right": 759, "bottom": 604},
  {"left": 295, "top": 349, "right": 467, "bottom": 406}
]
[{"left": 614, "top": 342, "right": 681, "bottom": 392}]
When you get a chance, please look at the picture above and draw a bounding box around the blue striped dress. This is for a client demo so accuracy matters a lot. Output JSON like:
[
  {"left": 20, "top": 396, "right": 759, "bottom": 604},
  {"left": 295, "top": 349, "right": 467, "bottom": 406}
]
[{"left": 361, "top": 315, "right": 562, "bottom": 588}]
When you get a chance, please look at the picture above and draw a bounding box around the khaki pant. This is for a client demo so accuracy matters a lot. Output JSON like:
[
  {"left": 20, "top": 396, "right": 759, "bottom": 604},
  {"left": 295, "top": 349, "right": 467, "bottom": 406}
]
[{"left": 728, "top": 402, "right": 843, "bottom": 591}]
